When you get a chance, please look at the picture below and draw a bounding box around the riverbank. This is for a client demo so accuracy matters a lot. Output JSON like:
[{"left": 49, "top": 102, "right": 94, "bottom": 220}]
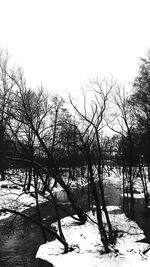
[
  {"left": 0, "top": 179, "right": 44, "bottom": 220},
  {"left": 36, "top": 206, "right": 150, "bottom": 267},
  {"left": 0, "top": 172, "right": 88, "bottom": 220},
  {"left": 1, "top": 170, "right": 150, "bottom": 266},
  {"left": 36, "top": 172, "right": 150, "bottom": 266}
]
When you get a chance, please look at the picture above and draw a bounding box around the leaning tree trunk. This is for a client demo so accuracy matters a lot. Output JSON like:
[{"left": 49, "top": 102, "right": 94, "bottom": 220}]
[
  {"left": 88, "top": 163, "right": 110, "bottom": 252},
  {"left": 0, "top": 167, "right": 5, "bottom": 181},
  {"left": 35, "top": 130, "right": 87, "bottom": 224},
  {"left": 95, "top": 130, "right": 113, "bottom": 243}
]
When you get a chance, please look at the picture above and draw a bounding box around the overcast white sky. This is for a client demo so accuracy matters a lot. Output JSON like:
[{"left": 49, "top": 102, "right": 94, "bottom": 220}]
[{"left": 0, "top": 0, "right": 150, "bottom": 97}]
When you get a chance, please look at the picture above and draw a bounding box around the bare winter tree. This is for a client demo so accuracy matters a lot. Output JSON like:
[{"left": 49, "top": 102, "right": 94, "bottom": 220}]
[
  {"left": 0, "top": 53, "right": 90, "bottom": 252},
  {"left": 107, "top": 85, "right": 136, "bottom": 205},
  {"left": 70, "top": 78, "right": 117, "bottom": 252},
  {"left": 0, "top": 50, "right": 15, "bottom": 180},
  {"left": 6, "top": 69, "right": 87, "bottom": 226}
]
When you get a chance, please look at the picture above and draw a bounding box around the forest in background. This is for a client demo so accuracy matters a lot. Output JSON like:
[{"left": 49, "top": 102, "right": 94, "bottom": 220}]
[{"left": 0, "top": 49, "right": 150, "bottom": 254}]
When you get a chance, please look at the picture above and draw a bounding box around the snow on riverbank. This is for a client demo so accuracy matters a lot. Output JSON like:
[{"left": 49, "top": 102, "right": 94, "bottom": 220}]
[
  {"left": 0, "top": 179, "right": 45, "bottom": 219},
  {"left": 36, "top": 206, "right": 150, "bottom": 267},
  {"left": 1, "top": 170, "right": 150, "bottom": 266}
]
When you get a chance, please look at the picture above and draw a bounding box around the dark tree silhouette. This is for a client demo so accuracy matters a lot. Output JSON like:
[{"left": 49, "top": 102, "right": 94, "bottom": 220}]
[
  {"left": 131, "top": 55, "right": 150, "bottom": 181},
  {"left": 70, "top": 78, "right": 116, "bottom": 252}
]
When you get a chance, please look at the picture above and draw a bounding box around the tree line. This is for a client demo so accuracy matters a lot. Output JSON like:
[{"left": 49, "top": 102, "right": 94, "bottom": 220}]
[{"left": 0, "top": 49, "right": 150, "bottom": 253}]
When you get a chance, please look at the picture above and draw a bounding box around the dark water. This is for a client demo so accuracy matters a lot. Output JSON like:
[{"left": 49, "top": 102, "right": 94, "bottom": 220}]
[
  {"left": 104, "top": 181, "right": 150, "bottom": 243},
  {"left": 0, "top": 181, "right": 150, "bottom": 266},
  {"left": 0, "top": 221, "right": 43, "bottom": 267},
  {"left": 0, "top": 188, "right": 88, "bottom": 267},
  {"left": 123, "top": 197, "right": 150, "bottom": 244},
  {"left": 0, "top": 200, "right": 73, "bottom": 267}
]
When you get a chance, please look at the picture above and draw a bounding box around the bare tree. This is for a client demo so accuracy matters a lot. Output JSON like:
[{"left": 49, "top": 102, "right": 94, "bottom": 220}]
[
  {"left": 6, "top": 70, "right": 87, "bottom": 225},
  {"left": 70, "top": 78, "right": 116, "bottom": 252},
  {"left": 0, "top": 50, "right": 15, "bottom": 180},
  {"left": 107, "top": 85, "right": 136, "bottom": 205}
]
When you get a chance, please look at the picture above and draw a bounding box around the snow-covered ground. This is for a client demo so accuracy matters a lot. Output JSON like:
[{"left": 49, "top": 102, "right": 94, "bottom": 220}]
[
  {"left": 1, "top": 169, "right": 150, "bottom": 266},
  {"left": 36, "top": 207, "right": 150, "bottom": 267},
  {"left": 0, "top": 184, "right": 38, "bottom": 218},
  {"left": 0, "top": 172, "right": 46, "bottom": 220},
  {"left": 36, "top": 171, "right": 150, "bottom": 267}
]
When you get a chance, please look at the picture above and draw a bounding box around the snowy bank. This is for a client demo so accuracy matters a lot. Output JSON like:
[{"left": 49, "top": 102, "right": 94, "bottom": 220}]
[{"left": 36, "top": 207, "right": 150, "bottom": 267}]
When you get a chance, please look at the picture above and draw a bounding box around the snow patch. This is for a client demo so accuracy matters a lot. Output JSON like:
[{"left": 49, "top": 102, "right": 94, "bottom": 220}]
[{"left": 36, "top": 210, "right": 150, "bottom": 267}]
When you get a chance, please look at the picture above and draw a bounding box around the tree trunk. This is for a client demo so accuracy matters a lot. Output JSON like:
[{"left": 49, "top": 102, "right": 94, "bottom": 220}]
[
  {"left": 0, "top": 168, "right": 5, "bottom": 181},
  {"left": 139, "top": 164, "right": 149, "bottom": 207},
  {"left": 34, "top": 172, "right": 47, "bottom": 242},
  {"left": 148, "top": 165, "right": 150, "bottom": 182},
  {"left": 34, "top": 130, "right": 87, "bottom": 224},
  {"left": 88, "top": 163, "right": 110, "bottom": 252}
]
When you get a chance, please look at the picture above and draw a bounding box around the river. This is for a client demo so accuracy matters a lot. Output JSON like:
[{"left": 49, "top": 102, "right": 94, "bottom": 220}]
[{"left": 0, "top": 180, "right": 150, "bottom": 266}]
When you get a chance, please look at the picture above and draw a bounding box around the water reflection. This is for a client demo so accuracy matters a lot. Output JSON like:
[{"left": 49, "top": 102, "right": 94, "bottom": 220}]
[
  {"left": 0, "top": 182, "right": 150, "bottom": 266},
  {"left": 0, "top": 220, "right": 44, "bottom": 267},
  {"left": 0, "top": 198, "right": 81, "bottom": 267},
  {"left": 123, "top": 197, "right": 150, "bottom": 243}
]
